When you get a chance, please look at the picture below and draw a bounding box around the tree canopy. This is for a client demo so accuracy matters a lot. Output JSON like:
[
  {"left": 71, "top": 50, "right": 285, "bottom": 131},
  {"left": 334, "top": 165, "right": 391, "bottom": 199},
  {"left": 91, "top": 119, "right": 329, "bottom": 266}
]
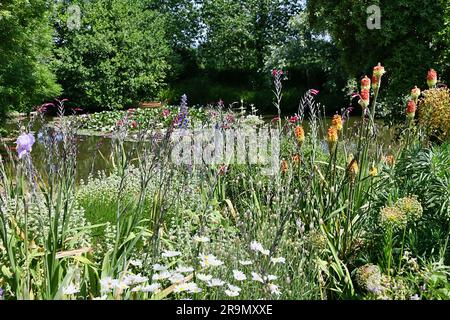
[{"left": 0, "top": 0, "right": 61, "bottom": 120}]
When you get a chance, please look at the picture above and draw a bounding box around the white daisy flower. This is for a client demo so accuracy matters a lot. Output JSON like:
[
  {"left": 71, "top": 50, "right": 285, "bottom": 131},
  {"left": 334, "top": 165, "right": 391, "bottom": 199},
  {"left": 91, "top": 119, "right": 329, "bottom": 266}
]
[
  {"left": 268, "top": 283, "right": 281, "bottom": 296},
  {"left": 198, "top": 254, "right": 224, "bottom": 268},
  {"left": 162, "top": 250, "right": 181, "bottom": 258},
  {"left": 251, "top": 272, "right": 264, "bottom": 283},
  {"left": 270, "top": 257, "right": 286, "bottom": 264},
  {"left": 185, "top": 282, "right": 202, "bottom": 294},
  {"left": 196, "top": 273, "right": 213, "bottom": 282},
  {"left": 267, "top": 275, "right": 278, "bottom": 281},
  {"left": 123, "top": 274, "right": 149, "bottom": 286},
  {"left": 250, "top": 241, "right": 270, "bottom": 255},
  {"left": 207, "top": 278, "right": 225, "bottom": 287},
  {"left": 130, "top": 259, "right": 143, "bottom": 267},
  {"left": 174, "top": 283, "right": 188, "bottom": 293},
  {"left": 141, "top": 283, "right": 161, "bottom": 293},
  {"left": 152, "top": 271, "right": 171, "bottom": 281},
  {"left": 193, "top": 235, "right": 210, "bottom": 243},
  {"left": 239, "top": 260, "right": 253, "bottom": 266},
  {"left": 169, "top": 273, "right": 186, "bottom": 284},
  {"left": 63, "top": 283, "right": 79, "bottom": 295},
  {"left": 232, "top": 270, "right": 247, "bottom": 281},
  {"left": 250, "top": 241, "right": 264, "bottom": 252},
  {"left": 225, "top": 290, "right": 240, "bottom": 297},
  {"left": 152, "top": 264, "right": 168, "bottom": 271},
  {"left": 176, "top": 266, "right": 194, "bottom": 273},
  {"left": 100, "top": 277, "right": 119, "bottom": 293},
  {"left": 227, "top": 284, "right": 242, "bottom": 292}
]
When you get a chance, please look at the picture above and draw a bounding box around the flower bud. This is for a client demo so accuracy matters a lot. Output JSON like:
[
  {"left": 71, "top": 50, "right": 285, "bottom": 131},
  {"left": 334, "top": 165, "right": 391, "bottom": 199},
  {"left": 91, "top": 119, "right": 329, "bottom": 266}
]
[
  {"left": 411, "top": 86, "right": 421, "bottom": 100},
  {"left": 427, "top": 69, "right": 437, "bottom": 88},
  {"left": 361, "top": 75, "right": 371, "bottom": 90},
  {"left": 373, "top": 63, "right": 386, "bottom": 79},
  {"left": 406, "top": 100, "right": 416, "bottom": 120}
]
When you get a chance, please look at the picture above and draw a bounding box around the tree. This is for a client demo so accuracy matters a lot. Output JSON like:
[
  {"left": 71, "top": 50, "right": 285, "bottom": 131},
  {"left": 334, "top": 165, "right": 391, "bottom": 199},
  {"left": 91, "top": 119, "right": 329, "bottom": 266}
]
[
  {"left": 54, "top": 0, "right": 171, "bottom": 110},
  {"left": 200, "top": 0, "right": 303, "bottom": 73},
  {"left": 0, "top": 0, "right": 61, "bottom": 121},
  {"left": 307, "top": 0, "right": 446, "bottom": 113}
]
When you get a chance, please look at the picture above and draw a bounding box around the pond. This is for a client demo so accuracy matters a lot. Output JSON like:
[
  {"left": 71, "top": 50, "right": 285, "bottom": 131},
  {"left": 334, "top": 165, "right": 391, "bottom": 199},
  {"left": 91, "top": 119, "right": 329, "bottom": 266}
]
[{"left": 0, "top": 113, "right": 396, "bottom": 183}]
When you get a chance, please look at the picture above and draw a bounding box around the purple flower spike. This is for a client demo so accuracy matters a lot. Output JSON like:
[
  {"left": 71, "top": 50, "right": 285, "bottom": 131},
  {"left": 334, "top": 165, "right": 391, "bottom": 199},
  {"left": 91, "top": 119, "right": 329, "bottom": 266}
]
[{"left": 16, "top": 133, "right": 35, "bottom": 159}]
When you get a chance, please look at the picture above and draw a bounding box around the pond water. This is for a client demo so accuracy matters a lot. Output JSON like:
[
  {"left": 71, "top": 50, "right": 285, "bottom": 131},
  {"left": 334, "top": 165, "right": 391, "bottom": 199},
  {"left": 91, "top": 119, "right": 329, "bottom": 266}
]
[{"left": 1, "top": 114, "right": 396, "bottom": 182}]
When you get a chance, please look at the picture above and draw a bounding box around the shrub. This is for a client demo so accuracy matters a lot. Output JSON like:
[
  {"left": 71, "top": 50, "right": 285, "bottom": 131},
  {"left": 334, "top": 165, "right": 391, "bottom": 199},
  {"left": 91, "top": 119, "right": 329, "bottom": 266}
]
[{"left": 418, "top": 88, "right": 450, "bottom": 142}]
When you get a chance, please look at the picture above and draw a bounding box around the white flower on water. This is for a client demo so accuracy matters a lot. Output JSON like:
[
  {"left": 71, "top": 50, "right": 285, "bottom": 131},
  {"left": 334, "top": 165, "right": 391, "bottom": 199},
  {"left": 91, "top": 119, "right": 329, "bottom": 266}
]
[
  {"left": 270, "top": 257, "right": 286, "bottom": 264},
  {"left": 268, "top": 283, "right": 281, "bottom": 296},
  {"left": 198, "top": 254, "right": 224, "bottom": 268},
  {"left": 197, "top": 273, "right": 213, "bottom": 282},
  {"left": 176, "top": 266, "right": 194, "bottom": 273},
  {"left": 169, "top": 273, "right": 186, "bottom": 284},
  {"left": 162, "top": 250, "right": 181, "bottom": 258},
  {"left": 63, "top": 283, "right": 80, "bottom": 295},
  {"left": 141, "top": 283, "right": 161, "bottom": 293},
  {"left": 193, "top": 235, "right": 210, "bottom": 243},
  {"left": 152, "top": 271, "right": 171, "bottom": 281},
  {"left": 207, "top": 278, "right": 225, "bottom": 287},
  {"left": 233, "top": 270, "right": 247, "bottom": 281},
  {"left": 239, "top": 260, "right": 253, "bottom": 266},
  {"left": 152, "top": 264, "right": 168, "bottom": 271},
  {"left": 100, "top": 277, "right": 119, "bottom": 293},
  {"left": 251, "top": 272, "right": 264, "bottom": 283}
]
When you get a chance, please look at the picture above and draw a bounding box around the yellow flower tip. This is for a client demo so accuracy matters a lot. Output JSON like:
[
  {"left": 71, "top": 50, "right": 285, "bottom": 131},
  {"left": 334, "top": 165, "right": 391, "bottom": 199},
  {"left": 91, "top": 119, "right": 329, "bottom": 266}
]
[{"left": 369, "top": 166, "right": 378, "bottom": 177}]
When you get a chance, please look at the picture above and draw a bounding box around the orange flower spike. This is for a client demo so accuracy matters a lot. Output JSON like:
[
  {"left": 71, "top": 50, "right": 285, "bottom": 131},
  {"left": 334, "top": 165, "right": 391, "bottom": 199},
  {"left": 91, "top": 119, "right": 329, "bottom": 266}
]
[
  {"left": 331, "top": 114, "right": 343, "bottom": 132},
  {"left": 294, "top": 126, "right": 305, "bottom": 144},
  {"left": 427, "top": 69, "right": 437, "bottom": 88},
  {"left": 327, "top": 126, "right": 338, "bottom": 151}
]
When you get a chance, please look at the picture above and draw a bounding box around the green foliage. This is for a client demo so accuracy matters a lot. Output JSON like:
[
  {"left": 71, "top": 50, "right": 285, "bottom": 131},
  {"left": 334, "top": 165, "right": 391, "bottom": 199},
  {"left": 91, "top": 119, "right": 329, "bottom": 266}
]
[
  {"left": 53, "top": 0, "right": 171, "bottom": 110},
  {"left": 0, "top": 0, "right": 61, "bottom": 119}
]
